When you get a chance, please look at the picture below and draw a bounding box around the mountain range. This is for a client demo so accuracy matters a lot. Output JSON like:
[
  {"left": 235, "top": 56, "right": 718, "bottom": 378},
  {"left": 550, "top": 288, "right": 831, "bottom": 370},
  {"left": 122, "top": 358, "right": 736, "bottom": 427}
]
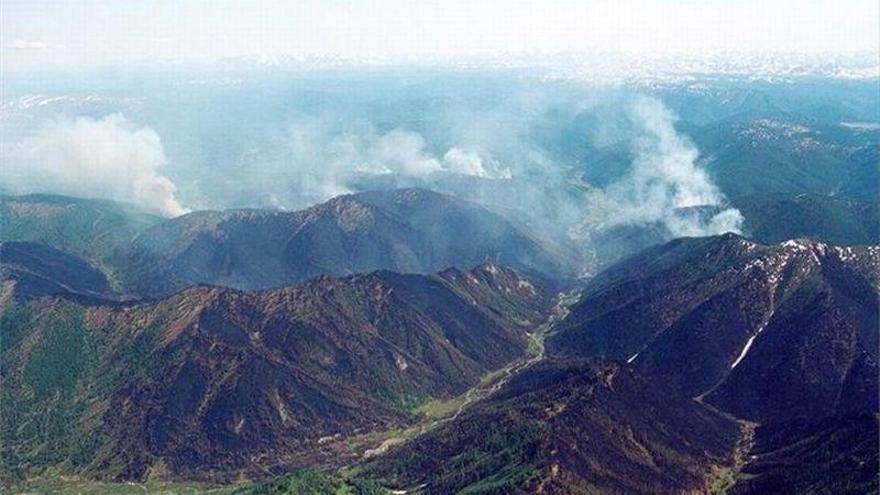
[
  {"left": 1, "top": 189, "right": 574, "bottom": 298},
  {"left": 3, "top": 187, "right": 877, "bottom": 298},
  {"left": 346, "top": 233, "right": 879, "bottom": 494},
  {"left": 1, "top": 260, "right": 552, "bottom": 482},
  {"left": 1, "top": 188, "right": 878, "bottom": 494}
]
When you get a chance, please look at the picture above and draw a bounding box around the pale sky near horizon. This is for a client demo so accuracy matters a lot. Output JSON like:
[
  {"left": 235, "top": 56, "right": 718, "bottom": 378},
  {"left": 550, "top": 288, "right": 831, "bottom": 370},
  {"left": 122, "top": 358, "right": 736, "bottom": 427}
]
[{"left": 2, "top": 0, "right": 878, "bottom": 68}]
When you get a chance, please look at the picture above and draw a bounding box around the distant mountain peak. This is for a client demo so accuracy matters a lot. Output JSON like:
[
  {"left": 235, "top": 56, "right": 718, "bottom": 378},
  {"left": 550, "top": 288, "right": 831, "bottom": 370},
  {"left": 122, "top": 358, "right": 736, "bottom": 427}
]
[{"left": 119, "top": 188, "right": 574, "bottom": 297}]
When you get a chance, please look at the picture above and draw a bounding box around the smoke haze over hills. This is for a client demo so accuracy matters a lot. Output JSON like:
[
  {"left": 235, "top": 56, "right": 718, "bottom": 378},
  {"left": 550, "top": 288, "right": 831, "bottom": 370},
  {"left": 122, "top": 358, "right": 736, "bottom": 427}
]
[{"left": 0, "top": 71, "right": 750, "bottom": 255}]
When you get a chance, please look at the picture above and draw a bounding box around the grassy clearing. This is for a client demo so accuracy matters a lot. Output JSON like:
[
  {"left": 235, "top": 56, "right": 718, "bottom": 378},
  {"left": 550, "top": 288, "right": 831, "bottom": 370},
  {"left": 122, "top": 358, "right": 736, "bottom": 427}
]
[
  {"left": 413, "top": 395, "right": 467, "bottom": 419},
  {"left": 526, "top": 331, "right": 543, "bottom": 356},
  {"left": 706, "top": 465, "right": 737, "bottom": 495}
]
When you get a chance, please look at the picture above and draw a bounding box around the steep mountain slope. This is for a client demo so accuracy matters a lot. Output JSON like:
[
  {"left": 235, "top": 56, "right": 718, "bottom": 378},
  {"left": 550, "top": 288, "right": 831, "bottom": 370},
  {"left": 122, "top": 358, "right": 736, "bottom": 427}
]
[
  {"left": 124, "top": 188, "right": 573, "bottom": 297},
  {"left": 0, "top": 264, "right": 551, "bottom": 482},
  {"left": 731, "top": 413, "right": 879, "bottom": 495},
  {"left": 0, "top": 194, "right": 161, "bottom": 272},
  {"left": 693, "top": 117, "right": 879, "bottom": 201},
  {"left": 361, "top": 358, "right": 741, "bottom": 494},
  {"left": 548, "top": 234, "right": 879, "bottom": 423},
  {"left": 0, "top": 241, "right": 112, "bottom": 302},
  {"left": 353, "top": 188, "right": 578, "bottom": 277},
  {"left": 735, "top": 193, "right": 879, "bottom": 246}
]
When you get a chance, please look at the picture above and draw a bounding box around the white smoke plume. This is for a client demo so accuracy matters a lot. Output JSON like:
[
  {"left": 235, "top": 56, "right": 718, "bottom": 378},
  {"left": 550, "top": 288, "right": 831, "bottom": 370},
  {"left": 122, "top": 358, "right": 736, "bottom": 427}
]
[
  {"left": 3, "top": 114, "right": 187, "bottom": 217},
  {"left": 358, "top": 130, "right": 508, "bottom": 178},
  {"left": 443, "top": 147, "right": 511, "bottom": 179},
  {"left": 605, "top": 96, "right": 743, "bottom": 236},
  {"left": 271, "top": 121, "right": 510, "bottom": 209}
]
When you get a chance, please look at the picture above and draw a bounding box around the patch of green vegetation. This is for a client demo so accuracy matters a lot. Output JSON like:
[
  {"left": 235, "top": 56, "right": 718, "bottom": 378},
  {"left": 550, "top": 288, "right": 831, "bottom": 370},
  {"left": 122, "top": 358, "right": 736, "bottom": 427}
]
[
  {"left": 337, "top": 287, "right": 372, "bottom": 321},
  {"left": 705, "top": 464, "right": 740, "bottom": 495},
  {"left": 6, "top": 475, "right": 234, "bottom": 494},
  {"left": 526, "top": 332, "right": 543, "bottom": 356},
  {"left": 456, "top": 468, "right": 536, "bottom": 494},
  {"left": 1, "top": 303, "right": 109, "bottom": 480},
  {"left": 0, "top": 302, "right": 37, "bottom": 352},
  {"left": 376, "top": 416, "right": 546, "bottom": 494},
  {"left": 414, "top": 396, "right": 466, "bottom": 419},
  {"left": 0, "top": 194, "right": 159, "bottom": 263},
  {"left": 371, "top": 373, "right": 424, "bottom": 413},
  {"left": 24, "top": 305, "right": 94, "bottom": 398},
  {"left": 438, "top": 422, "right": 543, "bottom": 494},
  {"left": 232, "top": 469, "right": 387, "bottom": 495},
  {"left": 91, "top": 318, "right": 164, "bottom": 398}
]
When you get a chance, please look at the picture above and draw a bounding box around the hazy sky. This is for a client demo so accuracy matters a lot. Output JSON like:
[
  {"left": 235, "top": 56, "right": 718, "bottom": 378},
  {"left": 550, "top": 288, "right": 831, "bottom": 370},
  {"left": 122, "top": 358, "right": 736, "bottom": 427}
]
[{"left": 2, "top": 0, "right": 878, "bottom": 67}]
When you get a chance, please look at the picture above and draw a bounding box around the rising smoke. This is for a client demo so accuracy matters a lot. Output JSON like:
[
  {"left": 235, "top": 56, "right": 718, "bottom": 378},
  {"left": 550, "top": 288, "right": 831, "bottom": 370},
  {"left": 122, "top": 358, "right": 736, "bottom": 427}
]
[
  {"left": 247, "top": 119, "right": 513, "bottom": 209},
  {"left": 0, "top": 74, "right": 741, "bottom": 259},
  {"left": 3, "top": 114, "right": 187, "bottom": 217},
  {"left": 604, "top": 96, "right": 743, "bottom": 237}
]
